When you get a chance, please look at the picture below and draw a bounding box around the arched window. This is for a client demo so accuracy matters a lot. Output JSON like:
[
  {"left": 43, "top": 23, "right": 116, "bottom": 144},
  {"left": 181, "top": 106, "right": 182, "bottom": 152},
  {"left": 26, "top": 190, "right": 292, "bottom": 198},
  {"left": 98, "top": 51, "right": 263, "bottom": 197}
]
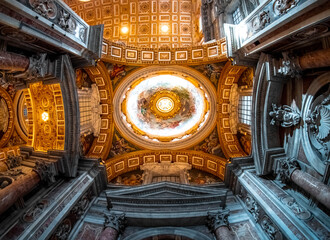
[{"left": 238, "top": 95, "right": 252, "bottom": 125}]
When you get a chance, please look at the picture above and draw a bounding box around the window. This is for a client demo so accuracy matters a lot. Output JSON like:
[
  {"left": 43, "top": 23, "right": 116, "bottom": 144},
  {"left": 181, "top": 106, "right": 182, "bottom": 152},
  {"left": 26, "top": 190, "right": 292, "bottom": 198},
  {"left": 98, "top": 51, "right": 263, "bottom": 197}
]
[
  {"left": 232, "top": 7, "right": 243, "bottom": 25},
  {"left": 238, "top": 95, "right": 252, "bottom": 125}
]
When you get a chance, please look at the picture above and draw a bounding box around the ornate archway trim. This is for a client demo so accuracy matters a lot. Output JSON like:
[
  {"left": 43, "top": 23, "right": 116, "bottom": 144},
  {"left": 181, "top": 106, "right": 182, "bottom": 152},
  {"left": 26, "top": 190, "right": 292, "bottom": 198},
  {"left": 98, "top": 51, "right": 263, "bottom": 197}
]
[
  {"left": 217, "top": 61, "right": 247, "bottom": 158},
  {"left": 0, "top": 86, "right": 15, "bottom": 148},
  {"left": 301, "top": 72, "right": 330, "bottom": 175},
  {"left": 101, "top": 38, "right": 227, "bottom": 66},
  {"left": 84, "top": 61, "right": 114, "bottom": 160},
  {"left": 104, "top": 150, "right": 228, "bottom": 182},
  {"left": 122, "top": 227, "right": 212, "bottom": 240}
]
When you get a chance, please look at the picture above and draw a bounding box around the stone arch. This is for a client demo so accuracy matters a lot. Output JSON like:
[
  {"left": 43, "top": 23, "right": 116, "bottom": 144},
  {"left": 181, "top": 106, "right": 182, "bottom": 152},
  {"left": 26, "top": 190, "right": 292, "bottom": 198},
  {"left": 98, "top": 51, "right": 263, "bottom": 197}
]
[
  {"left": 122, "top": 227, "right": 213, "bottom": 240},
  {"left": 83, "top": 61, "right": 114, "bottom": 160},
  {"left": 217, "top": 61, "right": 249, "bottom": 158}
]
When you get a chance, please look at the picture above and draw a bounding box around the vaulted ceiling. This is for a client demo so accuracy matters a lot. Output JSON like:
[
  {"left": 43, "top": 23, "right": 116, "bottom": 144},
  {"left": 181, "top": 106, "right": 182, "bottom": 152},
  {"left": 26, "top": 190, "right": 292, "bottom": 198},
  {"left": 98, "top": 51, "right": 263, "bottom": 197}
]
[{"left": 63, "top": 0, "right": 202, "bottom": 48}]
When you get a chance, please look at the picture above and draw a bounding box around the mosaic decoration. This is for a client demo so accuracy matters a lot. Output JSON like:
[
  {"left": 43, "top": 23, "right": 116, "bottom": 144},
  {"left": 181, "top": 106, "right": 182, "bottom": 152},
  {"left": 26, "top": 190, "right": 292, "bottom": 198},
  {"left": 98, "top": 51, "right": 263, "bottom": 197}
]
[
  {"left": 109, "top": 131, "right": 137, "bottom": 158},
  {"left": 103, "top": 63, "right": 137, "bottom": 90},
  {"left": 80, "top": 133, "right": 95, "bottom": 156},
  {"left": 76, "top": 69, "right": 93, "bottom": 89},
  {"left": 188, "top": 169, "right": 221, "bottom": 185},
  {"left": 122, "top": 74, "right": 209, "bottom": 142},
  {"left": 193, "top": 128, "right": 225, "bottom": 158},
  {"left": 63, "top": 0, "right": 196, "bottom": 48},
  {"left": 192, "top": 63, "right": 225, "bottom": 87},
  {"left": 111, "top": 169, "right": 143, "bottom": 186}
]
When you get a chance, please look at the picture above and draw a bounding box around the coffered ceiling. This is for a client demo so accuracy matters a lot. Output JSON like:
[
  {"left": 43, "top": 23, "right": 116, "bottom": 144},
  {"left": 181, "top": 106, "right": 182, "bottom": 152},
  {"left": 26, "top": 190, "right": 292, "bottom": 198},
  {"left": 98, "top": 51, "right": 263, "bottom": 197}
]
[{"left": 63, "top": 0, "right": 201, "bottom": 48}]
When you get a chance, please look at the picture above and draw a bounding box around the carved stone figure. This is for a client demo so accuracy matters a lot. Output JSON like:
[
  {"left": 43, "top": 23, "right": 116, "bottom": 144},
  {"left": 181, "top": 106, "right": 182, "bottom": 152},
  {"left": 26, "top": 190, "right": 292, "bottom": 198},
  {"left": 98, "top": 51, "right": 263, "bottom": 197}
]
[
  {"left": 269, "top": 103, "right": 301, "bottom": 127},
  {"left": 305, "top": 94, "right": 330, "bottom": 162},
  {"left": 281, "top": 196, "right": 311, "bottom": 220},
  {"left": 260, "top": 216, "right": 279, "bottom": 240},
  {"left": 251, "top": 11, "right": 270, "bottom": 33},
  {"left": 58, "top": 10, "right": 77, "bottom": 33},
  {"left": 274, "top": 0, "right": 300, "bottom": 15},
  {"left": 245, "top": 195, "right": 259, "bottom": 222},
  {"left": 29, "top": 0, "right": 57, "bottom": 19}
]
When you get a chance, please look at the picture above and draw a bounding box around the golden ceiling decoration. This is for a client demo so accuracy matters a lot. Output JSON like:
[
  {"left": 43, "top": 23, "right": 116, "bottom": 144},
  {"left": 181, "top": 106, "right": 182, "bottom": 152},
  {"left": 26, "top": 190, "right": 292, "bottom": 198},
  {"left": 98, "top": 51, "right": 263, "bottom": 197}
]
[
  {"left": 63, "top": 0, "right": 197, "bottom": 48},
  {"left": 29, "top": 83, "right": 65, "bottom": 152},
  {"left": 149, "top": 90, "right": 181, "bottom": 120},
  {"left": 0, "top": 87, "right": 15, "bottom": 148}
]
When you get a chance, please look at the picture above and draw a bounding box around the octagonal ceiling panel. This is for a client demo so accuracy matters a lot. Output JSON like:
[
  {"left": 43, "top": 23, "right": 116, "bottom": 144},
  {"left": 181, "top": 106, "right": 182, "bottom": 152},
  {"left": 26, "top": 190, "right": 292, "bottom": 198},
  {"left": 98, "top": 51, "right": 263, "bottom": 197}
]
[
  {"left": 113, "top": 66, "right": 217, "bottom": 150},
  {"left": 63, "top": 0, "right": 198, "bottom": 48}
]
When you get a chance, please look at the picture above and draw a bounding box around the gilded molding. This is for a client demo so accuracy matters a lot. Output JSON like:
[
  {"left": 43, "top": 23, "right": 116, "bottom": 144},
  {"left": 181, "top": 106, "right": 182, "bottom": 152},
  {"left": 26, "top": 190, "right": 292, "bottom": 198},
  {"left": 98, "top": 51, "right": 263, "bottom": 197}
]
[{"left": 101, "top": 38, "right": 227, "bottom": 66}]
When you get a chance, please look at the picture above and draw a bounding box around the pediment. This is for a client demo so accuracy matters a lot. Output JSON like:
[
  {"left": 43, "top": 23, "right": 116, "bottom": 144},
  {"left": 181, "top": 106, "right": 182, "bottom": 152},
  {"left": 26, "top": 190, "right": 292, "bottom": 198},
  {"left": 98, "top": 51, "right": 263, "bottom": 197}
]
[{"left": 106, "top": 182, "right": 227, "bottom": 201}]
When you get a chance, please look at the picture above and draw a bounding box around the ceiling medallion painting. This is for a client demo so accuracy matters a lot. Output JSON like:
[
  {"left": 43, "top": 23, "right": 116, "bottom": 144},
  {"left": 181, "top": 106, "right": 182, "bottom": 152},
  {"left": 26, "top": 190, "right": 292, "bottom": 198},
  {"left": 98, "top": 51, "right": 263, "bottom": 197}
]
[{"left": 114, "top": 66, "right": 217, "bottom": 150}]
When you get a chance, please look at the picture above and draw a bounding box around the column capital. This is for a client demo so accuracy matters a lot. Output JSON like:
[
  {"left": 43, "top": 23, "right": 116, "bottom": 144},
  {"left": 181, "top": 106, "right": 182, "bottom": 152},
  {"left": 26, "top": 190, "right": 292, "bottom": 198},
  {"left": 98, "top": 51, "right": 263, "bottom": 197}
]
[
  {"left": 104, "top": 212, "right": 126, "bottom": 233},
  {"left": 207, "top": 209, "right": 230, "bottom": 231},
  {"left": 276, "top": 157, "right": 300, "bottom": 183},
  {"left": 33, "top": 160, "right": 56, "bottom": 185}
]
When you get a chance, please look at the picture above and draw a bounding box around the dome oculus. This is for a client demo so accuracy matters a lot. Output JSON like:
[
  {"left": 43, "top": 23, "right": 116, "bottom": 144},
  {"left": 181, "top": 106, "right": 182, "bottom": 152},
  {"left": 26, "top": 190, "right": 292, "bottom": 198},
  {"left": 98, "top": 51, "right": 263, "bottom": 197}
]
[{"left": 121, "top": 74, "right": 209, "bottom": 142}]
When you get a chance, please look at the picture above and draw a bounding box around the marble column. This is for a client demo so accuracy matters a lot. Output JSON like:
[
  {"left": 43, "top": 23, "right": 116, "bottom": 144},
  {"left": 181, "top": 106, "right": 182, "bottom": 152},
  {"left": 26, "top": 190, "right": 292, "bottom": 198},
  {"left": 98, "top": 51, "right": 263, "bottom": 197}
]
[
  {"left": 291, "top": 169, "right": 330, "bottom": 209},
  {"left": 0, "top": 159, "right": 56, "bottom": 215},
  {"left": 0, "top": 170, "right": 40, "bottom": 215},
  {"left": 278, "top": 158, "right": 330, "bottom": 209},
  {"left": 99, "top": 213, "right": 125, "bottom": 240},
  {"left": 0, "top": 51, "right": 29, "bottom": 71},
  {"left": 298, "top": 48, "right": 330, "bottom": 70},
  {"left": 207, "top": 210, "right": 233, "bottom": 240}
]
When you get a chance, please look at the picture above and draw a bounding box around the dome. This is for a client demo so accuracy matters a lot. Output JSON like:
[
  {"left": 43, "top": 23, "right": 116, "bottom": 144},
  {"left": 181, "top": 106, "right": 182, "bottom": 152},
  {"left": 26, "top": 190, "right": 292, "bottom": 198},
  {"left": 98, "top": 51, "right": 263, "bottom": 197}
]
[{"left": 113, "top": 66, "right": 217, "bottom": 150}]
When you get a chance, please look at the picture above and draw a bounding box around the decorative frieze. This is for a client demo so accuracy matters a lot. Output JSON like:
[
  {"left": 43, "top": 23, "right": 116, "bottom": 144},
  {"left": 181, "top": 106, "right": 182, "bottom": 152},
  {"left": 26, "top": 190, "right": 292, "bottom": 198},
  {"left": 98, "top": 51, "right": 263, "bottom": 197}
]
[
  {"left": 51, "top": 189, "right": 93, "bottom": 239},
  {"left": 27, "top": 0, "right": 87, "bottom": 43},
  {"left": 274, "top": 0, "right": 300, "bottom": 16},
  {"left": 280, "top": 196, "right": 311, "bottom": 220},
  {"left": 29, "top": 0, "right": 57, "bottom": 20}
]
